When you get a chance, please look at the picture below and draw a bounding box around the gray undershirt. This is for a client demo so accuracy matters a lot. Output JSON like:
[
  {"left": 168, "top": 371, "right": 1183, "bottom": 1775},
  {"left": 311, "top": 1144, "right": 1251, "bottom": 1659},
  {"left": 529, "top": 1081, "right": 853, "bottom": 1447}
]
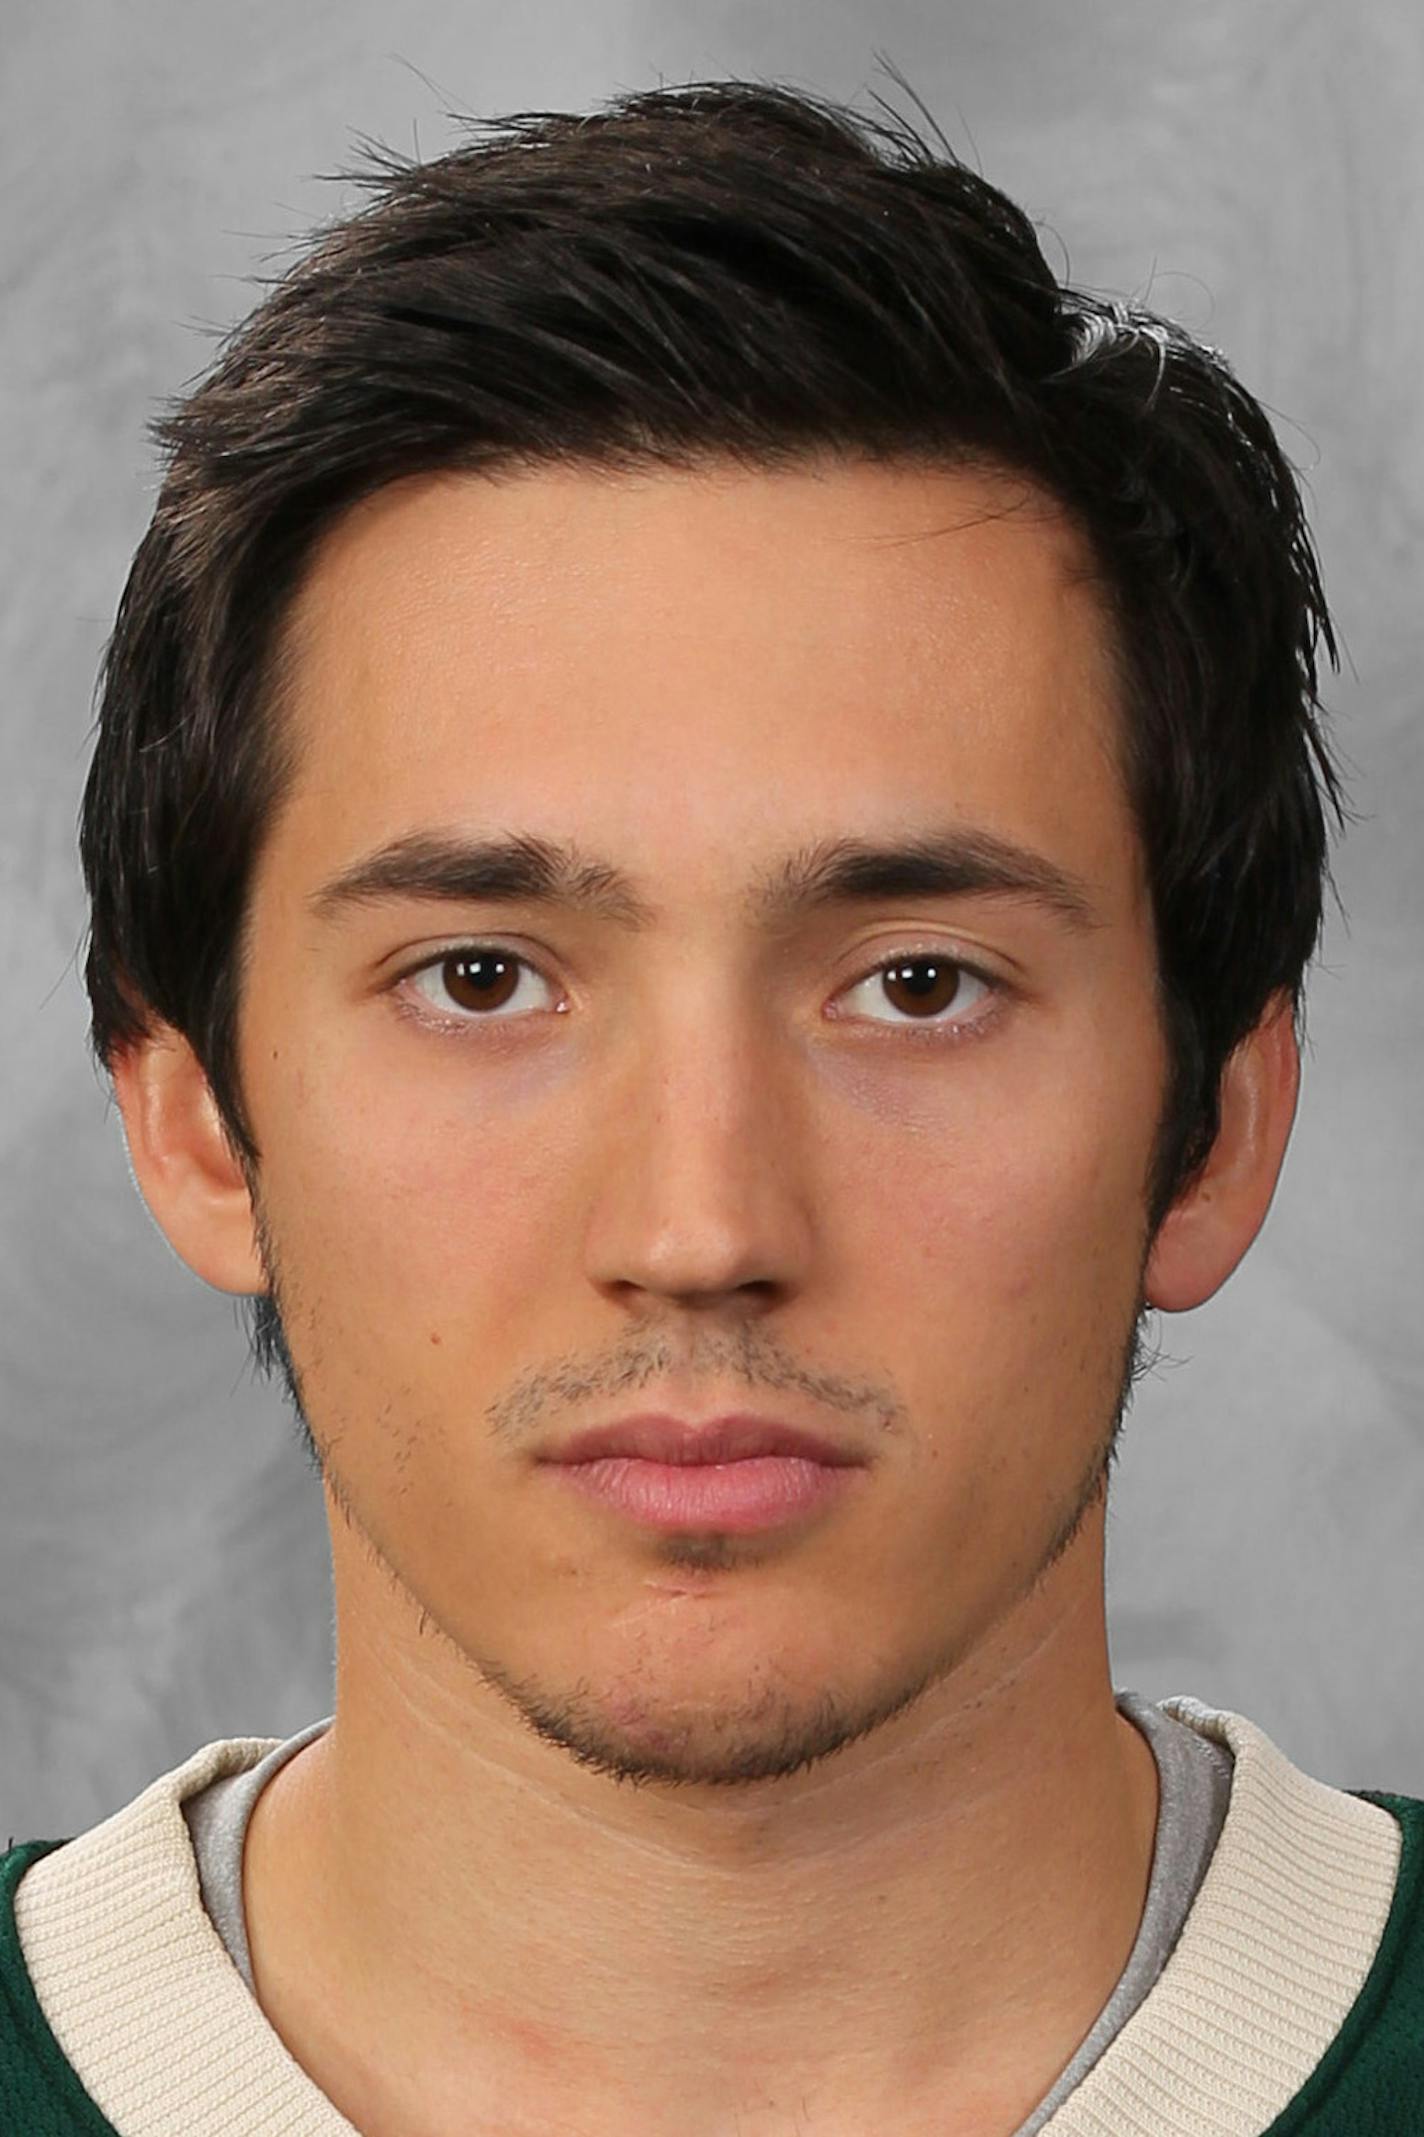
[{"left": 182, "top": 1688, "right": 1233, "bottom": 2135}]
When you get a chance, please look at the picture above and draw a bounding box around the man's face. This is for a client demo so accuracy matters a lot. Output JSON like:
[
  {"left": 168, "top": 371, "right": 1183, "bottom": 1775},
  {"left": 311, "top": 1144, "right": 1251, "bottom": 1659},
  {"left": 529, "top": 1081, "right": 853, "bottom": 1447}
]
[{"left": 235, "top": 457, "right": 1168, "bottom": 1784}]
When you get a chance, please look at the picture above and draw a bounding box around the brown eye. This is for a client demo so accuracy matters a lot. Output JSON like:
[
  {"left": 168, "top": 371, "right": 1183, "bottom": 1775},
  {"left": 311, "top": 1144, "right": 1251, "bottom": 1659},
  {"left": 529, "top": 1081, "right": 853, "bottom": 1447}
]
[
  {"left": 439, "top": 952, "right": 523, "bottom": 1013},
  {"left": 407, "top": 948, "right": 553, "bottom": 1021},
  {"left": 842, "top": 955, "right": 994, "bottom": 1028},
  {"left": 400, "top": 946, "right": 996, "bottom": 1034}
]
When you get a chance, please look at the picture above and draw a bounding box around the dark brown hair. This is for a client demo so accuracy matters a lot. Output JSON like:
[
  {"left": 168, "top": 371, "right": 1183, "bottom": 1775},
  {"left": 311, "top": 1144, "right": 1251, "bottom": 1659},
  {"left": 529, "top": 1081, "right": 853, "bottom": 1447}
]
[{"left": 80, "top": 69, "right": 1345, "bottom": 1251}]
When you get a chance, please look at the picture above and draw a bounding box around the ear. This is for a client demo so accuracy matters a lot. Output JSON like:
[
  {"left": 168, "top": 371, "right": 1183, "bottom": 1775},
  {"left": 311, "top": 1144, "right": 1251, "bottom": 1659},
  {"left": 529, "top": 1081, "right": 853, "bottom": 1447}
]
[
  {"left": 1145, "top": 991, "right": 1301, "bottom": 1312},
  {"left": 110, "top": 1025, "right": 267, "bottom": 1295}
]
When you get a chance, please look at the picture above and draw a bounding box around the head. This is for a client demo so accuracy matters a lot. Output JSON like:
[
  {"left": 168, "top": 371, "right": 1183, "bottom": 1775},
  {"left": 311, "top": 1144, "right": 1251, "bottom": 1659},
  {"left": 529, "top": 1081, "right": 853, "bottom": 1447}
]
[{"left": 85, "top": 77, "right": 1342, "bottom": 1786}]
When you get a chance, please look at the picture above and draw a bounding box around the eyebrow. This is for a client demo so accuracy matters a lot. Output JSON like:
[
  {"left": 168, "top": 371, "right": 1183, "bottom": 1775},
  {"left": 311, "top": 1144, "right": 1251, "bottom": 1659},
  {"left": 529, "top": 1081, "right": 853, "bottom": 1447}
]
[{"left": 309, "top": 824, "right": 1104, "bottom": 937}]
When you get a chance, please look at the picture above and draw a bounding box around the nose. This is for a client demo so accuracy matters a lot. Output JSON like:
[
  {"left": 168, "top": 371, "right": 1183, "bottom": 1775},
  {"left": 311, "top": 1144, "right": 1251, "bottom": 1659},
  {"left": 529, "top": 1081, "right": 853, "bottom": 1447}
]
[{"left": 580, "top": 993, "right": 814, "bottom": 1310}]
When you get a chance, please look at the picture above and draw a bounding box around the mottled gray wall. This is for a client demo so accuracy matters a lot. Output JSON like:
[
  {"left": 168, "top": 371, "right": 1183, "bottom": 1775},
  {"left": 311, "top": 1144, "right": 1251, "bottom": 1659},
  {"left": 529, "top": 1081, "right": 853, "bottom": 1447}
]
[{"left": 3, "top": 0, "right": 1421, "bottom": 1842}]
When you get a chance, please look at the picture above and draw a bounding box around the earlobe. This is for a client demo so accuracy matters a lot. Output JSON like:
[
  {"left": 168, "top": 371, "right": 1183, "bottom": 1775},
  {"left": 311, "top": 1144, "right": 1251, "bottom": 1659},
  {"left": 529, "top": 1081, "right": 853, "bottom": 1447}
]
[
  {"left": 1144, "top": 992, "right": 1301, "bottom": 1314},
  {"left": 110, "top": 1026, "right": 268, "bottom": 1295}
]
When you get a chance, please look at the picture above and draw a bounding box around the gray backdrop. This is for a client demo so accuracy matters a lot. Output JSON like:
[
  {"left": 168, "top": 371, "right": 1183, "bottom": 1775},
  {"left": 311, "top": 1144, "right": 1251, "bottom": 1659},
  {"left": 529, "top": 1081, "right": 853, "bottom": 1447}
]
[{"left": 3, "top": 0, "right": 1421, "bottom": 1842}]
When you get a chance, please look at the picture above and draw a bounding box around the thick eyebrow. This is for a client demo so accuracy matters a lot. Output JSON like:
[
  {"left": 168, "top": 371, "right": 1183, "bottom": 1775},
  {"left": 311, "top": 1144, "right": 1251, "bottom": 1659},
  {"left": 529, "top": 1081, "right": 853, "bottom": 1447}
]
[{"left": 308, "top": 825, "right": 1104, "bottom": 936}]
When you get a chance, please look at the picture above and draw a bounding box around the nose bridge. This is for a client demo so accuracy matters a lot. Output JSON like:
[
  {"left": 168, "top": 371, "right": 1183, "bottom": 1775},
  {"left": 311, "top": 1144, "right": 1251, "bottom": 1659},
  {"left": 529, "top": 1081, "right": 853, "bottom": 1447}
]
[
  {"left": 584, "top": 952, "right": 810, "bottom": 1298},
  {"left": 624, "top": 952, "right": 794, "bottom": 1162}
]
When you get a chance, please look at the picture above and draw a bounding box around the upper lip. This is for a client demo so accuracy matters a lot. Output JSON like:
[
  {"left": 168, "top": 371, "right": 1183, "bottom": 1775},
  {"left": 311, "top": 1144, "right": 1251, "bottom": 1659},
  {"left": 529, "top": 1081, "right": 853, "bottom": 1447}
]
[{"left": 543, "top": 1413, "right": 865, "bottom": 1467}]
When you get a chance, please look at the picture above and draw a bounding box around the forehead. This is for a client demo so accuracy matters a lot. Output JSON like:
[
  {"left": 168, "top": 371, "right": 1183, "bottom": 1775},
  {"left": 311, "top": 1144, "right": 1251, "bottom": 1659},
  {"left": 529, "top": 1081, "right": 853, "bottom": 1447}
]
[{"left": 267, "top": 456, "right": 1139, "bottom": 915}]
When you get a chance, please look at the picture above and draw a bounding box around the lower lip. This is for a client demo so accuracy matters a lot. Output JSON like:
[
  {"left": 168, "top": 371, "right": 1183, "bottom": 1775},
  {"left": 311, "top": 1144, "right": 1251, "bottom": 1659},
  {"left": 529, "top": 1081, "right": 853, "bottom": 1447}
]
[{"left": 545, "top": 1455, "right": 860, "bottom": 1532}]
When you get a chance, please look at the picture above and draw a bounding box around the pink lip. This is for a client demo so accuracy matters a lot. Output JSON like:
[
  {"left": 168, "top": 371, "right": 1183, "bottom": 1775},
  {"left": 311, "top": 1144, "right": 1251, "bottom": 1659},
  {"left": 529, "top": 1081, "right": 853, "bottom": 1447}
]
[
  {"left": 547, "top": 1454, "right": 859, "bottom": 1533},
  {"left": 542, "top": 1413, "right": 864, "bottom": 1468}
]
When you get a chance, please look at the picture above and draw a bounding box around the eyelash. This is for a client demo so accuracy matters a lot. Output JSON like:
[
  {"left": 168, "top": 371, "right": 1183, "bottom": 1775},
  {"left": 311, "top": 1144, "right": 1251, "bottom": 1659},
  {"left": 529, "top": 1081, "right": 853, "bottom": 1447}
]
[{"left": 391, "top": 941, "right": 1008, "bottom": 1043}]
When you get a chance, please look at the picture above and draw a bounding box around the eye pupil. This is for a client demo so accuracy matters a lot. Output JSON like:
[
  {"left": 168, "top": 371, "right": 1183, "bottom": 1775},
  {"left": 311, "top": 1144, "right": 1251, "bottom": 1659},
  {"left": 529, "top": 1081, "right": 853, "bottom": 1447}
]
[
  {"left": 442, "top": 952, "right": 521, "bottom": 1014},
  {"left": 882, "top": 959, "right": 962, "bottom": 1017}
]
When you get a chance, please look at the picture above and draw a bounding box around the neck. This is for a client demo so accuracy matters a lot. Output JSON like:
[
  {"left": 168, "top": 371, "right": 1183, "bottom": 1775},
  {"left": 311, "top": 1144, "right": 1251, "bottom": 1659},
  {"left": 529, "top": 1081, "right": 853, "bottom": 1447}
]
[{"left": 243, "top": 1506, "right": 1158, "bottom": 2137}]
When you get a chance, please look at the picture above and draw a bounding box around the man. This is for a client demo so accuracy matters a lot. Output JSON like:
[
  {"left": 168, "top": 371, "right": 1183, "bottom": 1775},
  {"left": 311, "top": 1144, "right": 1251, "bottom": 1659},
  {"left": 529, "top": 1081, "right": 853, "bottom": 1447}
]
[{"left": 1, "top": 71, "right": 1418, "bottom": 2137}]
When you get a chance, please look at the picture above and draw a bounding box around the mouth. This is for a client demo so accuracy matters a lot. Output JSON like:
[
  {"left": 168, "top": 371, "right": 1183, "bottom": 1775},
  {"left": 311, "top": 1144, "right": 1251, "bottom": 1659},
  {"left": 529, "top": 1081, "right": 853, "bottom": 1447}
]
[
  {"left": 542, "top": 1453, "right": 863, "bottom": 1533},
  {"left": 537, "top": 1412, "right": 869, "bottom": 1533}
]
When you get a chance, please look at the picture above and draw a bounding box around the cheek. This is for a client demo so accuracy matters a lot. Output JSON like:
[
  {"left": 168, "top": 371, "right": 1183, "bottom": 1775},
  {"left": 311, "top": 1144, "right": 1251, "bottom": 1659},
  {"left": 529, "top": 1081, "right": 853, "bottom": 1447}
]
[
  {"left": 820, "top": 1032, "right": 1159, "bottom": 1324},
  {"left": 255, "top": 1039, "right": 577, "bottom": 1362},
  {"left": 349, "top": 1144, "right": 546, "bottom": 1278}
]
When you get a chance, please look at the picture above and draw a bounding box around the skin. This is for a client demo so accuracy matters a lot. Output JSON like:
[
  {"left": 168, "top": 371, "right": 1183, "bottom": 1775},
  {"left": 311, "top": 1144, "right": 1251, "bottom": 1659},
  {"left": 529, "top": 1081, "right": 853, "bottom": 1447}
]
[{"left": 114, "top": 457, "right": 1299, "bottom": 2137}]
